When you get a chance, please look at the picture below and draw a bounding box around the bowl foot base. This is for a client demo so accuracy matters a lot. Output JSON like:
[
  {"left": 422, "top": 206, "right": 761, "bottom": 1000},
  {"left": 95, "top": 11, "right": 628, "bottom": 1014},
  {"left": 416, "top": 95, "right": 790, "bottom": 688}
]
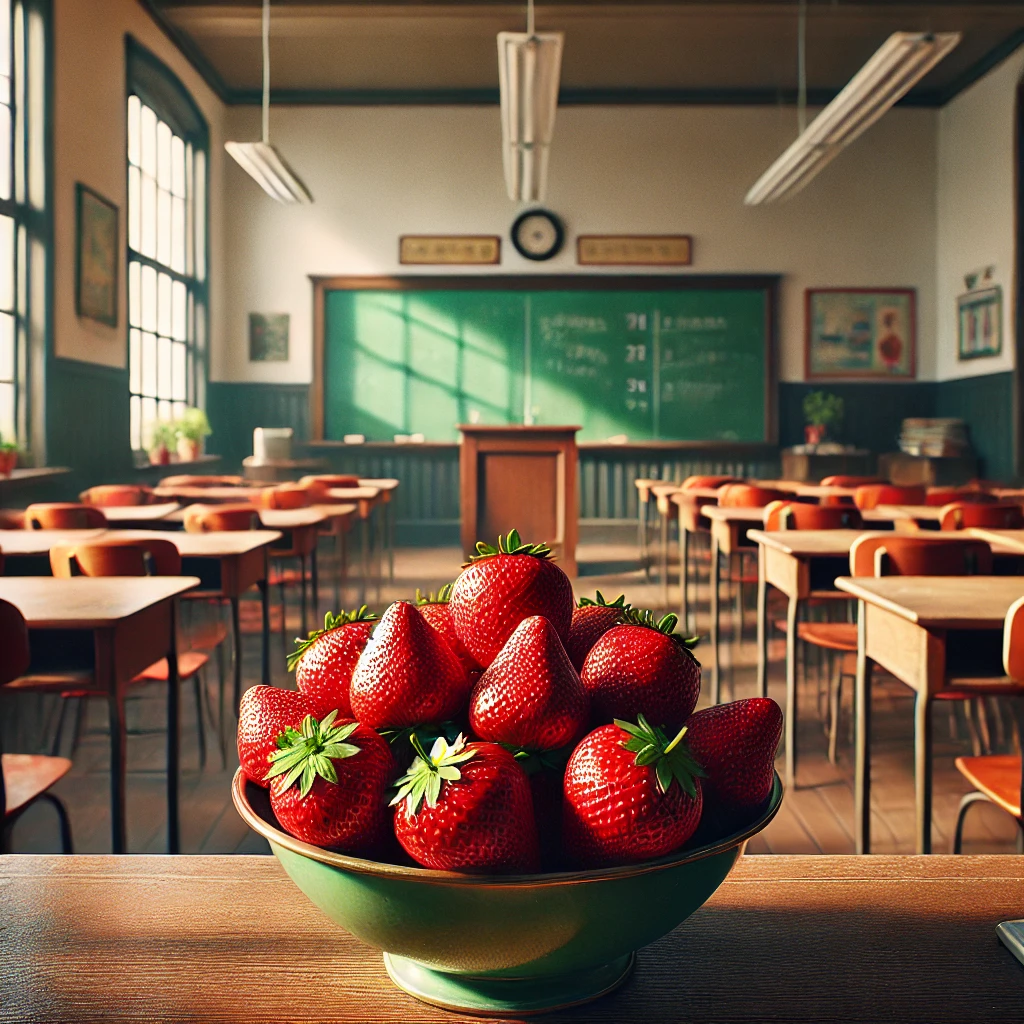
[{"left": 383, "top": 950, "right": 636, "bottom": 1017}]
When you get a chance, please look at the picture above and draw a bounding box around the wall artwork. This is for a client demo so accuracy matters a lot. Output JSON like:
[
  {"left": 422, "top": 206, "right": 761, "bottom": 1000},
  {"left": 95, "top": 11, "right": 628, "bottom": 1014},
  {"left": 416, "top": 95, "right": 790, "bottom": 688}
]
[
  {"left": 249, "top": 313, "right": 290, "bottom": 362},
  {"left": 957, "top": 285, "right": 1002, "bottom": 361},
  {"left": 805, "top": 288, "right": 915, "bottom": 380},
  {"left": 75, "top": 184, "right": 119, "bottom": 327}
]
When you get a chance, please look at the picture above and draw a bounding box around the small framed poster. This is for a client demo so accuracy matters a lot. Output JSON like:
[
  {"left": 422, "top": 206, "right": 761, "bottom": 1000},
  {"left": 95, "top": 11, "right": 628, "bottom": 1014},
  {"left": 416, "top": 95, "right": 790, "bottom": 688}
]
[
  {"left": 805, "top": 288, "right": 916, "bottom": 379},
  {"left": 958, "top": 286, "right": 1002, "bottom": 360},
  {"left": 249, "top": 313, "right": 290, "bottom": 362},
  {"left": 75, "top": 184, "right": 119, "bottom": 327}
]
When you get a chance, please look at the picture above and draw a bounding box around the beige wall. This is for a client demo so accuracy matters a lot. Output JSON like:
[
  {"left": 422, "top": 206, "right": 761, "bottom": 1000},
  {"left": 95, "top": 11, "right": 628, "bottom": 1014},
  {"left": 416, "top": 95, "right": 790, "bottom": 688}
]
[
  {"left": 217, "top": 103, "right": 938, "bottom": 385},
  {"left": 936, "top": 47, "right": 1024, "bottom": 382},
  {"left": 52, "top": 0, "right": 224, "bottom": 367}
]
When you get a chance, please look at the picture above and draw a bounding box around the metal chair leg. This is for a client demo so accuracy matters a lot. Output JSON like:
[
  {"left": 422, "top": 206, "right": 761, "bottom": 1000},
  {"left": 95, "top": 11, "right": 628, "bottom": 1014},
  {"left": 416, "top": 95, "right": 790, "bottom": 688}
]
[
  {"left": 952, "top": 791, "right": 995, "bottom": 853},
  {"left": 192, "top": 670, "right": 207, "bottom": 771},
  {"left": 51, "top": 698, "right": 70, "bottom": 757}
]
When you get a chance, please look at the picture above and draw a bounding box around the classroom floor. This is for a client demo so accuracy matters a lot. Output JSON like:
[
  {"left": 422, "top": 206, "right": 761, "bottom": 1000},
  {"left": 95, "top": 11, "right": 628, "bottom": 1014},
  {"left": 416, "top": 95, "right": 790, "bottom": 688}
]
[{"left": 5, "top": 540, "right": 1021, "bottom": 856}]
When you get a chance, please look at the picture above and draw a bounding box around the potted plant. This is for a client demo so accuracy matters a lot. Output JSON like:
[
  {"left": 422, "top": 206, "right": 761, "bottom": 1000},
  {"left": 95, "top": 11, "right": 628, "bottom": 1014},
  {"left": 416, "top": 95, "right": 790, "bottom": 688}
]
[
  {"left": 802, "top": 391, "right": 844, "bottom": 446},
  {"left": 147, "top": 421, "right": 177, "bottom": 466},
  {"left": 175, "top": 407, "right": 212, "bottom": 463},
  {"left": 0, "top": 434, "right": 18, "bottom": 477}
]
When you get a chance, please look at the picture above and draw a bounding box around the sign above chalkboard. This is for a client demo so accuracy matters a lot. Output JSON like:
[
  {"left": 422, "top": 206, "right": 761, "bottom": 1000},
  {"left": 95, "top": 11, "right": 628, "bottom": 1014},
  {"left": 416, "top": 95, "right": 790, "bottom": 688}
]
[
  {"left": 399, "top": 236, "right": 501, "bottom": 265},
  {"left": 577, "top": 236, "right": 692, "bottom": 267}
]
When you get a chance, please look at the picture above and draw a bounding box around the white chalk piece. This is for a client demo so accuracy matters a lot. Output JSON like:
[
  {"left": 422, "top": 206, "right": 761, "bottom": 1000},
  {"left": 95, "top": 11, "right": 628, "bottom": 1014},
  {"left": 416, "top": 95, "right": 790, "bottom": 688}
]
[{"left": 343, "top": 434, "right": 365, "bottom": 444}]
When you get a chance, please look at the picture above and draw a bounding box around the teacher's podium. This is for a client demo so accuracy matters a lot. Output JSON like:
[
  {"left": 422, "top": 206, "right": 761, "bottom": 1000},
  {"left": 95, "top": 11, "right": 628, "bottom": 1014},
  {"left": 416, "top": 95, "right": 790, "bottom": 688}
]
[{"left": 459, "top": 425, "right": 579, "bottom": 577}]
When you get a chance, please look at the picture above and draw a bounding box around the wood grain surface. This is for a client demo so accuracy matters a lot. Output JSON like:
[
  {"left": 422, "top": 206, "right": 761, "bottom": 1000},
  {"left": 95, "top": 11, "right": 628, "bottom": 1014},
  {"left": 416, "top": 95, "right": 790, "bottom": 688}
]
[
  {"left": 1, "top": 854, "right": 1021, "bottom": 1023},
  {"left": 100, "top": 530, "right": 282, "bottom": 556},
  {"left": 749, "top": 528, "right": 1022, "bottom": 559},
  {"left": 0, "top": 529, "right": 108, "bottom": 555},
  {"left": 101, "top": 503, "right": 182, "bottom": 522}
]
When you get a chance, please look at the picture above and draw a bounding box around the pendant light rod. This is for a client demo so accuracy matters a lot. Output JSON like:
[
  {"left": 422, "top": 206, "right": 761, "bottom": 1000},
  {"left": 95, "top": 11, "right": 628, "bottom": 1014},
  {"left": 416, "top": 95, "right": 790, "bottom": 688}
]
[
  {"left": 527, "top": 0, "right": 535, "bottom": 37},
  {"left": 262, "top": 0, "right": 271, "bottom": 144},
  {"left": 797, "top": 0, "right": 807, "bottom": 135}
]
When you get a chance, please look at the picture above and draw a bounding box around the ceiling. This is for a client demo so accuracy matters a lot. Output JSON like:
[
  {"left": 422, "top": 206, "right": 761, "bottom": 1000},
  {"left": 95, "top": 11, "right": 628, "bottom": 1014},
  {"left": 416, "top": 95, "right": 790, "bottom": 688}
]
[{"left": 143, "top": 1, "right": 1024, "bottom": 104}]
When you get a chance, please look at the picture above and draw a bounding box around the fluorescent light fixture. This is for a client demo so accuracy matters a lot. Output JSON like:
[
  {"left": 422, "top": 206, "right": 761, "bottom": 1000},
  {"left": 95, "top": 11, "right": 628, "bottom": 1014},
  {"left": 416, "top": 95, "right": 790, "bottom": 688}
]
[
  {"left": 225, "top": 0, "right": 312, "bottom": 204},
  {"left": 498, "top": 0, "right": 563, "bottom": 202},
  {"left": 745, "top": 31, "right": 960, "bottom": 205}
]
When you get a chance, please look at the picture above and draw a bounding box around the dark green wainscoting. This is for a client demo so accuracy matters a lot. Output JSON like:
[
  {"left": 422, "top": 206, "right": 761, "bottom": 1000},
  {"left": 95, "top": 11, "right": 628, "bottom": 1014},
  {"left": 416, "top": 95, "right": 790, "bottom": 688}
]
[
  {"left": 935, "top": 372, "right": 1014, "bottom": 483},
  {"left": 205, "top": 382, "right": 311, "bottom": 472}
]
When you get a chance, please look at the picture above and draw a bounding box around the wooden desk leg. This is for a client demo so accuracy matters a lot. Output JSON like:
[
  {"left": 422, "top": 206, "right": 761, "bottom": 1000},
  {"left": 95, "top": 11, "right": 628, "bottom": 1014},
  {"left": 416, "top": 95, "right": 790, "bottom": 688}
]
[
  {"left": 299, "top": 553, "right": 309, "bottom": 638},
  {"left": 756, "top": 546, "right": 768, "bottom": 698},
  {"left": 855, "top": 600, "right": 873, "bottom": 855},
  {"left": 258, "top": 579, "right": 270, "bottom": 687},
  {"left": 360, "top": 517, "right": 369, "bottom": 604},
  {"left": 660, "top": 509, "right": 669, "bottom": 611},
  {"left": 311, "top": 548, "right": 319, "bottom": 622},
  {"left": 915, "top": 692, "right": 933, "bottom": 855},
  {"left": 166, "top": 601, "right": 180, "bottom": 855},
  {"left": 784, "top": 594, "right": 799, "bottom": 790},
  {"left": 387, "top": 502, "right": 395, "bottom": 583},
  {"left": 639, "top": 500, "right": 649, "bottom": 581},
  {"left": 230, "top": 595, "right": 242, "bottom": 710},
  {"left": 333, "top": 532, "right": 342, "bottom": 612},
  {"left": 710, "top": 534, "right": 721, "bottom": 705},
  {"left": 678, "top": 518, "right": 690, "bottom": 634},
  {"left": 375, "top": 509, "right": 383, "bottom": 605},
  {"left": 107, "top": 643, "right": 128, "bottom": 855}
]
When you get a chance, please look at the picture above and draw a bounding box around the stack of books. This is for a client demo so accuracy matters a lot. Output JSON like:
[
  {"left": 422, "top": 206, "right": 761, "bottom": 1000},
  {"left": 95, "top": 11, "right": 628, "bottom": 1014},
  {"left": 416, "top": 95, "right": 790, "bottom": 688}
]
[{"left": 898, "top": 418, "right": 971, "bottom": 458}]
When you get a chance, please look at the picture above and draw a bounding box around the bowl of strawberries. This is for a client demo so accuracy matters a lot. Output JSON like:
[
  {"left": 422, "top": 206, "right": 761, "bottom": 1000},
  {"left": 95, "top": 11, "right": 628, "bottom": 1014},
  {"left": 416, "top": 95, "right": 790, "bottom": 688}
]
[{"left": 232, "top": 531, "right": 783, "bottom": 1016}]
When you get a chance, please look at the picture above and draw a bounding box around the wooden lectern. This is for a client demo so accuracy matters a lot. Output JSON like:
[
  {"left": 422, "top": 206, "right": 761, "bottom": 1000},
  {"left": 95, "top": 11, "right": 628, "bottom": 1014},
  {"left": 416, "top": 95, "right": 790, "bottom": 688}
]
[{"left": 459, "top": 425, "right": 579, "bottom": 577}]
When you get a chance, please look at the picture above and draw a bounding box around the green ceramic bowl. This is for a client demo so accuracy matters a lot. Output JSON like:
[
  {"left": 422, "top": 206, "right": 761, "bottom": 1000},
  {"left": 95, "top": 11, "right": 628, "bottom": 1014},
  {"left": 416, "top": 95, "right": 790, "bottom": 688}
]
[{"left": 233, "top": 769, "right": 782, "bottom": 1016}]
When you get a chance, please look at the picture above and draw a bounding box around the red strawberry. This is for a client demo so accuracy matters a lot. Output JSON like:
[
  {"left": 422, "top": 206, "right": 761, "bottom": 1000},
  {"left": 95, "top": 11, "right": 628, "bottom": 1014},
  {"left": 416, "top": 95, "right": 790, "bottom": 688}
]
[
  {"left": 581, "top": 610, "right": 701, "bottom": 731},
  {"left": 350, "top": 601, "right": 470, "bottom": 730},
  {"left": 288, "top": 606, "right": 378, "bottom": 717},
  {"left": 267, "top": 711, "right": 394, "bottom": 852},
  {"left": 237, "top": 685, "right": 316, "bottom": 787},
  {"left": 469, "top": 615, "right": 588, "bottom": 752},
  {"left": 685, "top": 698, "right": 782, "bottom": 814},
  {"left": 449, "top": 530, "right": 574, "bottom": 668},
  {"left": 565, "top": 592, "right": 629, "bottom": 672},
  {"left": 391, "top": 733, "right": 539, "bottom": 873},
  {"left": 416, "top": 583, "right": 481, "bottom": 674},
  {"left": 563, "top": 716, "right": 704, "bottom": 868}
]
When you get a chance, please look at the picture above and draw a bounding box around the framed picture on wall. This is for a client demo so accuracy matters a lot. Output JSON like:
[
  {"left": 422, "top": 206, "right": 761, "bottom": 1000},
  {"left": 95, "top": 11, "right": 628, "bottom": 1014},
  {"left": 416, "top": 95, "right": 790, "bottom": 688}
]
[
  {"left": 249, "top": 312, "right": 290, "bottom": 361},
  {"left": 805, "top": 288, "right": 916, "bottom": 379},
  {"left": 957, "top": 285, "right": 1002, "bottom": 361},
  {"left": 75, "top": 184, "right": 119, "bottom": 327}
]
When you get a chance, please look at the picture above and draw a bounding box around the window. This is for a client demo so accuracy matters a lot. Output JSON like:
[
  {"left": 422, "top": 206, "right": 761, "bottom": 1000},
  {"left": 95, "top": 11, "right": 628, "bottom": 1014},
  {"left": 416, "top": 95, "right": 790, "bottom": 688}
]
[
  {"left": 126, "top": 40, "right": 207, "bottom": 453},
  {"left": 0, "top": 0, "right": 46, "bottom": 446}
]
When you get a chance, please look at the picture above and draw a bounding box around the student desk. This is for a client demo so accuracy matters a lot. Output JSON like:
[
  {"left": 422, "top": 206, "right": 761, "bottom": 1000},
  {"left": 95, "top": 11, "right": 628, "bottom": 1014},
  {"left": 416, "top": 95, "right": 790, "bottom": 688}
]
[
  {"left": 326, "top": 486, "right": 384, "bottom": 603},
  {"left": 152, "top": 484, "right": 267, "bottom": 503},
  {"left": 3, "top": 854, "right": 1022, "bottom": 1023},
  {"left": 358, "top": 478, "right": 399, "bottom": 583},
  {"left": 834, "top": 575, "right": 1024, "bottom": 855},
  {"left": 0, "top": 575, "right": 197, "bottom": 853},
  {"left": 100, "top": 502, "right": 181, "bottom": 525}
]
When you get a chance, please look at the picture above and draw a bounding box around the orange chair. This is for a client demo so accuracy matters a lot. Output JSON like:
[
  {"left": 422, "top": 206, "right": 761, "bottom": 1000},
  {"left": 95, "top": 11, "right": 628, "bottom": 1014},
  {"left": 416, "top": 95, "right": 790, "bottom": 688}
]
[
  {"left": 717, "top": 483, "right": 791, "bottom": 508},
  {"left": 255, "top": 486, "right": 311, "bottom": 511},
  {"left": 763, "top": 501, "right": 863, "bottom": 531},
  {"left": 0, "top": 510, "right": 23, "bottom": 529},
  {"left": 923, "top": 488, "right": 998, "bottom": 507},
  {"left": 820, "top": 476, "right": 885, "bottom": 488},
  {"left": 183, "top": 503, "right": 260, "bottom": 533},
  {"left": 24, "top": 503, "right": 107, "bottom": 529},
  {"left": 0, "top": 599, "right": 73, "bottom": 853},
  {"left": 300, "top": 473, "right": 360, "bottom": 489},
  {"left": 79, "top": 485, "right": 154, "bottom": 508},
  {"left": 159, "top": 475, "right": 244, "bottom": 488},
  {"left": 682, "top": 475, "right": 740, "bottom": 490},
  {"left": 952, "top": 594, "right": 1024, "bottom": 853},
  {"left": 939, "top": 502, "right": 1024, "bottom": 531},
  {"left": 48, "top": 538, "right": 215, "bottom": 767},
  {"left": 852, "top": 484, "right": 926, "bottom": 510}
]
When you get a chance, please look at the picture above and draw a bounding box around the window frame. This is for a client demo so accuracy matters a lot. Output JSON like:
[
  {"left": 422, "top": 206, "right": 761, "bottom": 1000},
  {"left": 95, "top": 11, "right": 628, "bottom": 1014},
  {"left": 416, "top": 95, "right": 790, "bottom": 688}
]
[{"left": 124, "top": 36, "right": 209, "bottom": 456}]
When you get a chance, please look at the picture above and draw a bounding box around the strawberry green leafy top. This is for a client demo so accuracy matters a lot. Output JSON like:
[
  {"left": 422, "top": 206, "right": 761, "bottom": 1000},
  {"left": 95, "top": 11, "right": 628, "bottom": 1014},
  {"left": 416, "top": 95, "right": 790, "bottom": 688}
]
[
  {"left": 621, "top": 607, "right": 700, "bottom": 651},
  {"left": 287, "top": 606, "right": 378, "bottom": 671},
  {"left": 577, "top": 590, "right": 628, "bottom": 610},
  {"left": 616, "top": 715, "right": 706, "bottom": 797},
  {"left": 467, "top": 529, "right": 552, "bottom": 564},
  {"left": 415, "top": 582, "right": 454, "bottom": 605},
  {"left": 390, "top": 733, "right": 476, "bottom": 814},
  {"left": 264, "top": 711, "right": 362, "bottom": 797}
]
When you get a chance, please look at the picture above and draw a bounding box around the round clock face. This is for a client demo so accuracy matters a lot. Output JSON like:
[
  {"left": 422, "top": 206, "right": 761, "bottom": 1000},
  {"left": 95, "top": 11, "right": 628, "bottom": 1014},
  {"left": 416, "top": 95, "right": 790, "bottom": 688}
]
[{"left": 511, "top": 209, "right": 564, "bottom": 261}]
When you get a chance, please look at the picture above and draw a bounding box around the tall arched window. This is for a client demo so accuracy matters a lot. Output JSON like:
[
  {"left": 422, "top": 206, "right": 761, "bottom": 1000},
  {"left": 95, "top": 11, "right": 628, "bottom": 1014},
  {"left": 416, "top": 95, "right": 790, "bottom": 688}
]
[{"left": 126, "top": 38, "right": 207, "bottom": 454}]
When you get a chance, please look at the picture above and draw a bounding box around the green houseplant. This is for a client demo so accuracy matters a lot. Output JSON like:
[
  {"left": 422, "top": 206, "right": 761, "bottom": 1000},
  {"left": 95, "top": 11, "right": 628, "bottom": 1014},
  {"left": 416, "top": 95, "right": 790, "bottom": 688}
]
[
  {"left": 802, "top": 391, "right": 844, "bottom": 445},
  {"left": 0, "top": 433, "right": 18, "bottom": 477},
  {"left": 147, "top": 420, "right": 177, "bottom": 466},
  {"left": 174, "top": 407, "right": 212, "bottom": 462}
]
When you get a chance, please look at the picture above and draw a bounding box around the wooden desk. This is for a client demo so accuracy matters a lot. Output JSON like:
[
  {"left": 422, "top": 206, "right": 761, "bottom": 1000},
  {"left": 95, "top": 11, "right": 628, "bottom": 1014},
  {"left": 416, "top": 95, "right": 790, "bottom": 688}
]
[
  {"left": 835, "top": 575, "right": 1024, "bottom": 855},
  {"left": 153, "top": 485, "right": 266, "bottom": 503},
  {"left": 327, "top": 486, "right": 384, "bottom": 603},
  {"left": 3, "top": 854, "right": 1022, "bottom": 1022},
  {"left": 459, "top": 425, "right": 579, "bottom": 577},
  {"left": 0, "top": 528, "right": 108, "bottom": 561},
  {"left": 311, "top": 504, "right": 358, "bottom": 610},
  {"left": 359, "top": 479, "right": 400, "bottom": 583},
  {"left": 0, "top": 576, "right": 198, "bottom": 853},
  {"left": 101, "top": 502, "right": 181, "bottom": 525}
]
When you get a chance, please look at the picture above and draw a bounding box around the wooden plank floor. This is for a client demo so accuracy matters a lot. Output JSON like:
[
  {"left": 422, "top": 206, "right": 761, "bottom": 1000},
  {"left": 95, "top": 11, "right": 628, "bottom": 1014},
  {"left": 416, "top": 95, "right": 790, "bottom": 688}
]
[{"left": 4, "top": 541, "right": 1021, "bottom": 856}]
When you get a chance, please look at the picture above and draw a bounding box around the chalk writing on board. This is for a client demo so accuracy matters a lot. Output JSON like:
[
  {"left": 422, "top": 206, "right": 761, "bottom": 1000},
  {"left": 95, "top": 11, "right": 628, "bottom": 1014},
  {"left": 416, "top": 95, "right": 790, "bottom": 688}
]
[{"left": 538, "top": 314, "right": 608, "bottom": 335}]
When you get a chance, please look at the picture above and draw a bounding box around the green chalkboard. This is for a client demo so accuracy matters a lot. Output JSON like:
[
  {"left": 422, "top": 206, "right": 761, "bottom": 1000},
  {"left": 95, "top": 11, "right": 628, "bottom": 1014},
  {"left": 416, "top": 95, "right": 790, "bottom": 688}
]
[{"left": 320, "top": 277, "right": 776, "bottom": 443}]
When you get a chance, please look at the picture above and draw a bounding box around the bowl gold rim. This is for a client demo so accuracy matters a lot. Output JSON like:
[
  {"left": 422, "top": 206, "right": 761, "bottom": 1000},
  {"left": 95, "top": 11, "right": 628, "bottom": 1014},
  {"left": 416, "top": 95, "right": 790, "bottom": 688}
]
[{"left": 232, "top": 767, "right": 783, "bottom": 888}]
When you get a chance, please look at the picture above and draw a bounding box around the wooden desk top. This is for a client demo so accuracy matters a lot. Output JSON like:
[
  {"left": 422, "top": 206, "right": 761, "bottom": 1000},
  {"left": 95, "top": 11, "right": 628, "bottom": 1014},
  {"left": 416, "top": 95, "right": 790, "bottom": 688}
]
[
  {"left": 0, "top": 528, "right": 109, "bottom": 555},
  {"left": 835, "top": 575, "right": 1024, "bottom": 628},
  {"left": 257, "top": 508, "right": 330, "bottom": 529},
  {"left": 970, "top": 529, "right": 1024, "bottom": 553},
  {"left": 327, "top": 486, "right": 382, "bottom": 501},
  {"left": 0, "top": 466, "right": 70, "bottom": 487},
  {"left": 108, "top": 529, "right": 282, "bottom": 556},
  {"left": 101, "top": 502, "right": 181, "bottom": 522},
  {"left": 0, "top": 576, "right": 199, "bottom": 628},
  {"left": 876, "top": 504, "right": 943, "bottom": 522},
  {"left": 2, "top": 854, "right": 1021, "bottom": 1023},
  {"left": 152, "top": 485, "right": 265, "bottom": 502},
  {"left": 358, "top": 478, "right": 399, "bottom": 491},
  {"left": 750, "top": 528, "right": 1021, "bottom": 559},
  {"left": 311, "top": 503, "right": 357, "bottom": 521},
  {"left": 703, "top": 506, "right": 894, "bottom": 526}
]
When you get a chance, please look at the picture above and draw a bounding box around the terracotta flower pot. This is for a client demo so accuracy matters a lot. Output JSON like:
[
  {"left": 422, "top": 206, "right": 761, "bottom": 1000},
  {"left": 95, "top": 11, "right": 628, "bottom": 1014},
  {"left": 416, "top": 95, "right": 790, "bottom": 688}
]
[
  {"left": 0, "top": 449, "right": 17, "bottom": 477},
  {"left": 149, "top": 445, "right": 170, "bottom": 466},
  {"left": 804, "top": 424, "right": 826, "bottom": 446},
  {"left": 177, "top": 438, "right": 201, "bottom": 463}
]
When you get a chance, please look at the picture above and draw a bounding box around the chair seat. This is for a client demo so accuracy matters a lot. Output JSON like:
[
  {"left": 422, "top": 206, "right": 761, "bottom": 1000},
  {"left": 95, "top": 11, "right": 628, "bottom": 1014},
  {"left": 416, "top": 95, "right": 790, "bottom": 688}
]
[
  {"left": 797, "top": 621, "right": 858, "bottom": 652},
  {"left": 184, "top": 618, "right": 229, "bottom": 651},
  {"left": 132, "top": 650, "right": 209, "bottom": 684},
  {"left": 269, "top": 566, "right": 305, "bottom": 586},
  {"left": 936, "top": 677, "right": 1024, "bottom": 699},
  {"left": 3, "top": 753, "right": 72, "bottom": 816},
  {"left": 954, "top": 755, "right": 1022, "bottom": 818},
  {"left": 5, "top": 671, "right": 98, "bottom": 696}
]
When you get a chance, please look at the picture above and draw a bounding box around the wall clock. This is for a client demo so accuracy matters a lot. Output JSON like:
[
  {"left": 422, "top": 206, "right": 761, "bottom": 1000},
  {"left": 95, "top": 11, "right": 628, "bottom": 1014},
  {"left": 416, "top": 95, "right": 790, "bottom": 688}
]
[{"left": 510, "top": 209, "right": 565, "bottom": 261}]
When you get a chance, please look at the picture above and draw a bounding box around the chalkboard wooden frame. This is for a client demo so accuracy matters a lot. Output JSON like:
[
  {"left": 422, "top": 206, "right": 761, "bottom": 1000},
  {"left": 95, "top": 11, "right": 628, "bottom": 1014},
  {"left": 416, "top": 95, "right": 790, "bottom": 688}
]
[{"left": 309, "top": 274, "right": 780, "bottom": 444}]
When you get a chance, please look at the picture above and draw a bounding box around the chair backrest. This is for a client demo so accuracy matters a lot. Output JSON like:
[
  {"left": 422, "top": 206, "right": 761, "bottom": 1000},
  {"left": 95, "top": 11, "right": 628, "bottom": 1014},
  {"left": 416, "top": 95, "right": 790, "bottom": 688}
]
[
  {"left": 301, "top": 474, "right": 360, "bottom": 489},
  {"left": 0, "top": 598, "right": 30, "bottom": 686},
  {"left": 79, "top": 485, "right": 154, "bottom": 508},
  {"left": 256, "top": 486, "right": 311, "bottom": 510},
  {"left": 923, "top": 488, "right": 998, "bottom": 507},
  {"left": 819, "top": 476, "right": 885, "bottom": 488},
  {"left": 159, "top": 474, "right": 244, "bottom": 488},
  {"left": 0, "top": 510, "right": 23, "bottom": 529},
  {"left": 938, "top": 501, "right": 1024, "bottom": 531},
  {"left": 717, "top": 483, "right": 791, "bottom": 508},
  {"left": 763, "top": 500, "right": 863, "bottom": 531},
  {"left": 183, "top": 502, "right": 259, "bottom": 533},
  {"left": 849, "top": 534, "right": 993, "bottom": 577},
  {"left": 681, "top": 475, "right": 740, "bottom": 490},
  {"left": 24, "top": 503, "right": 108, "bottom": 529},
  {"left": 852, "top": 484, "right": 927, "bottom": 510},
  {"left": 1003, "top": 596, "right": 1024, "bottom": 681},
  {"left": 50, "top": 538, "right": 182, "bottom": 578}
]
